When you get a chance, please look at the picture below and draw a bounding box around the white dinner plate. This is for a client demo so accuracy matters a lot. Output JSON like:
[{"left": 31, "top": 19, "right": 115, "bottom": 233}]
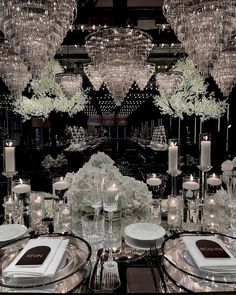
[
  {"left": 0, "top": 224, "right": 28, "bottom": 243},
  {"left": 124, "top": 237, "right": 163, "bottom": 250},
  {"left": 124, "top": 223, "right": 166, "bottom": 241},
  {"left": 124, "top": 223, "right": 166, "bottom": 250}
]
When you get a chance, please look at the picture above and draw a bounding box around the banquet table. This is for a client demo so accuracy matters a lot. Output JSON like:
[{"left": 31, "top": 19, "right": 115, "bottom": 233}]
[{"left": 2, "top": 212, "right": 236, "bottom": 294}]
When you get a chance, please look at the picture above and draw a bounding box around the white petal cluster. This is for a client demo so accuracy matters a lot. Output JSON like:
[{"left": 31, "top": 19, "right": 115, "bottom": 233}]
[
  {"left": 66, "top": 151, "right": 152, "bottom": 224},
  {"left": 154, "top": 58, "right": 227, "bottom": 120},
  {"left": 12, "top": 59, "right": 87, "bottom": 121}
]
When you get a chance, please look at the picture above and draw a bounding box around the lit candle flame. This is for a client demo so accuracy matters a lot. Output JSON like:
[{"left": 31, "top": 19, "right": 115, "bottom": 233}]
[
  {"left": 153, "top": 173, "right": 156, "bottom": 178},
  {"left": 190, "top": 175, "right": 193, "bottom": 181},
  {"left": 19, "top": 178, "right": 23, "bottom": 184},
  {"left": 213, "top": 173, "right": 216, "bottom": 178}
]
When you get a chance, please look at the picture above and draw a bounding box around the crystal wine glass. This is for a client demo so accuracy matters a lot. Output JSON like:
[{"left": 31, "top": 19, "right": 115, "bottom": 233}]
[{"left": 102, "top": 181, "right": 121, "bottom": 290}]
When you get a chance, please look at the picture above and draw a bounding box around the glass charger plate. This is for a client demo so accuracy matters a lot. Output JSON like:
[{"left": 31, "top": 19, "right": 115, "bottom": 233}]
[
  {"left": 162, "top": 232, "right": 236, "bottom": 292},
  {"left": 0, "top": 234, "right": 91, "bottom": 293}
]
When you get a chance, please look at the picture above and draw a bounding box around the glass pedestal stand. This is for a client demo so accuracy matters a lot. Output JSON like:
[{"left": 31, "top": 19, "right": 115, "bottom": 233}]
[
  {"left": 167, "top": 169, "right": 181, "bottom": 197},
  {"left": 2, "top": 171, "right": 17, "bottom": 197},
  {"left": 197, "top": 165, "right": 212, "bottom": 228}
]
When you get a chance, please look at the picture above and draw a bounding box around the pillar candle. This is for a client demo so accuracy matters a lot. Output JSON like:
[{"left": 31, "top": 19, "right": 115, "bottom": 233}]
[
  {"left": 168, "top": 142, "right": 178, "bottom": 171},
  {"left": 200, "top": 137, "right": 211, "bottom": 167},
  {"left": 5, "top": 145, "right": 15, "bottom": 173}
]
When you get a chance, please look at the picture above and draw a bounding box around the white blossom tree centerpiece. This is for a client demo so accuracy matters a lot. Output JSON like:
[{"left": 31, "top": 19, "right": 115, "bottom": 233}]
[
  {"left": 13, "top": 59, "right": 87, "bottom": 121},
  {"left": 154, "top": 58, "right": 227, "bottom": 121},
  {"left": 66, "top": 152, "right": 152, "bottom": 233}
]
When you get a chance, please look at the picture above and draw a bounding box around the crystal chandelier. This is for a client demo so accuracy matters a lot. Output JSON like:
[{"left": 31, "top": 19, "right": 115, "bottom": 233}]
[
  {"left": 156, "top": 71, "right": 183, "bottom": 97},
  {"left": 0, "top": 40, "right": 31, "bottom": 96},
  {"left": 83, "top": 64, "right": 103, "bottom": 91},
  {"left": 1, "top": 0, "right": 77, "bottom": 79},
  {"left": 84, "top": 27, "right": 154, "bottom": 106},
  {"left": 211, "top": 39, "right": 236, "bottom": 97},
  {"left": 55, "top": 73, "right": 83, "bottom": 98},
  {"left": 163, "top": 0, "right": 234, "bottom": 75}
]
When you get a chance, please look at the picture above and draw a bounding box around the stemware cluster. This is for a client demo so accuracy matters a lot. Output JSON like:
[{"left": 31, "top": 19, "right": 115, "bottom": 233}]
[{"left": 82, "top": 176, "right": 122, "bottom": 291}]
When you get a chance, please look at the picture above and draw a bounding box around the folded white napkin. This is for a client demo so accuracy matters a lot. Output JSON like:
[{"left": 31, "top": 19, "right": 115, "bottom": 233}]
[
  {"left": 182, "top": 236, "right": 236, "bottom": 273},
  {"left": 3, "top": 238, "right": 69, "bottom": 278}
]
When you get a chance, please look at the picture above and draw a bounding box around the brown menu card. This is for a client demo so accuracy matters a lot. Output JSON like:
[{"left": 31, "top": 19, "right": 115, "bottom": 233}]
[
  {"left": 195, "top": 239, "right": 230, "bottom": 259},
  {"left": 16, "top": 246, "right": 51, "bottom": 266}
]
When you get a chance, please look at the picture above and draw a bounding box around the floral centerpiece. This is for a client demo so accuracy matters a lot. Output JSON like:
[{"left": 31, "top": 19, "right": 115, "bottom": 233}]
[{"left": 66, "top": 152, "right": 152, "bottom": 232}]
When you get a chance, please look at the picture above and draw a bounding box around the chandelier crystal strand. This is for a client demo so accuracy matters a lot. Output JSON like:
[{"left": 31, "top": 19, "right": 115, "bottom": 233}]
[
  {"left": 84, "top": 27, "right": 154, "bottom": 105},
  {"left": 211, "top": 39, "right": 236, "bottom": 97},
  {"left": 1, "top": 0, "right": 77, "bottom": 80},
  {"left": 49, "top": 0, "right": 77, "bottom": 57},
  {"left": 55, "top": 73, "right": 83, "bottom": 98},
  {"left": 83, "top": 64, "right": 103, "bottom": 91},
  {"left": 0, "top": 41, "right": 31, "bottom": 97},
  {"left": 156, "top": 71, "right": 183, "bottom": 98},
  {"left": 163, "top": 0, "right": 234, "bottom": 75}
]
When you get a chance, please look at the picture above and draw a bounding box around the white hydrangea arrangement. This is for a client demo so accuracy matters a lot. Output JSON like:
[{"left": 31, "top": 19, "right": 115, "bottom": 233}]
[
  {"left": 154, "top": 58, "right": 227, "bottom": 121},
  {"left": 66, "top": 152, "right": 152, "bottom": 225},
  {"left": 13, "top": 59, "right": 87, "bottom": 121}
]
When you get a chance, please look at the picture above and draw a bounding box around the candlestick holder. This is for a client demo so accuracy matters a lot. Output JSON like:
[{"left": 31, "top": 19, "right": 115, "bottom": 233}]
[
  {"left": 2, "top": 171, "right": 18, "bottom": 197},
  {"left": 197, "top": 165, "right": 212, "bottom": 202},
  {"left": 2, "top": 139, "right": 17, "bottom": 197},
  {"left": 167, "top": 169, "right": 182, "bottom": 196}
]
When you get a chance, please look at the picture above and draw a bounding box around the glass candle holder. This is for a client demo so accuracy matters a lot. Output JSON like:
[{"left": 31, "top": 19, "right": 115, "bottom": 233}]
[
  {"left": 206, "top": 173, "right": 222, "bottom": 193},
  {"left": 147, "top": 173, "right": 166, "bottom": 224},
  {"left": 59, "top": 203, "right": 72, "bottom": 233},
  {"left": 12, "top": 178, "right": 31, "bottom": 209},
  {"left": 11, "top": 178, "right": 31, "bottom": 226},
  {"left": 167, "top": 195, "right": 183, "bottom": 229},
  {"left": 30, "top": 193, "right": 44, "bottom": 211},
  {"left": 202, "top": 193, "right": 219, "bottom": 232},
  {"left": 52, "top": 176, "right": 71, "bottom": 201},
  {"left": 182, "top": 175, "right": 200, "bottom": 231},
  {"left": 4, "top": 195, "right": 15, "bottom": 223}
]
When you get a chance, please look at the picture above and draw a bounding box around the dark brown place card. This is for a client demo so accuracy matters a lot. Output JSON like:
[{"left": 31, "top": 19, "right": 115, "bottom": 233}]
[
  {"left": 196, "top": 239, "right": 230, "bottom": 259},
  {"left": 16, "top": 246, "right": 51, "bottom": 266}
]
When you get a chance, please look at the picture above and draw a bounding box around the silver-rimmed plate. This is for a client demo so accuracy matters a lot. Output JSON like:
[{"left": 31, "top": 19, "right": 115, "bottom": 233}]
[
  {"left": 0, "top": 224, "right": 28, "bottom": 243},
  {"left": 0, "top": 234, "right": 91, "bottom": 293}
]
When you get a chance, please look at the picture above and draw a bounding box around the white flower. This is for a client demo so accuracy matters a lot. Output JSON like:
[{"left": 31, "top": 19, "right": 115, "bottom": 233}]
[
  {"left": 232, "top": 157, "right": 236, "bottom": 168},
  {"left": 221, "top": 160, "right": 234, "bottom": 172}
]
